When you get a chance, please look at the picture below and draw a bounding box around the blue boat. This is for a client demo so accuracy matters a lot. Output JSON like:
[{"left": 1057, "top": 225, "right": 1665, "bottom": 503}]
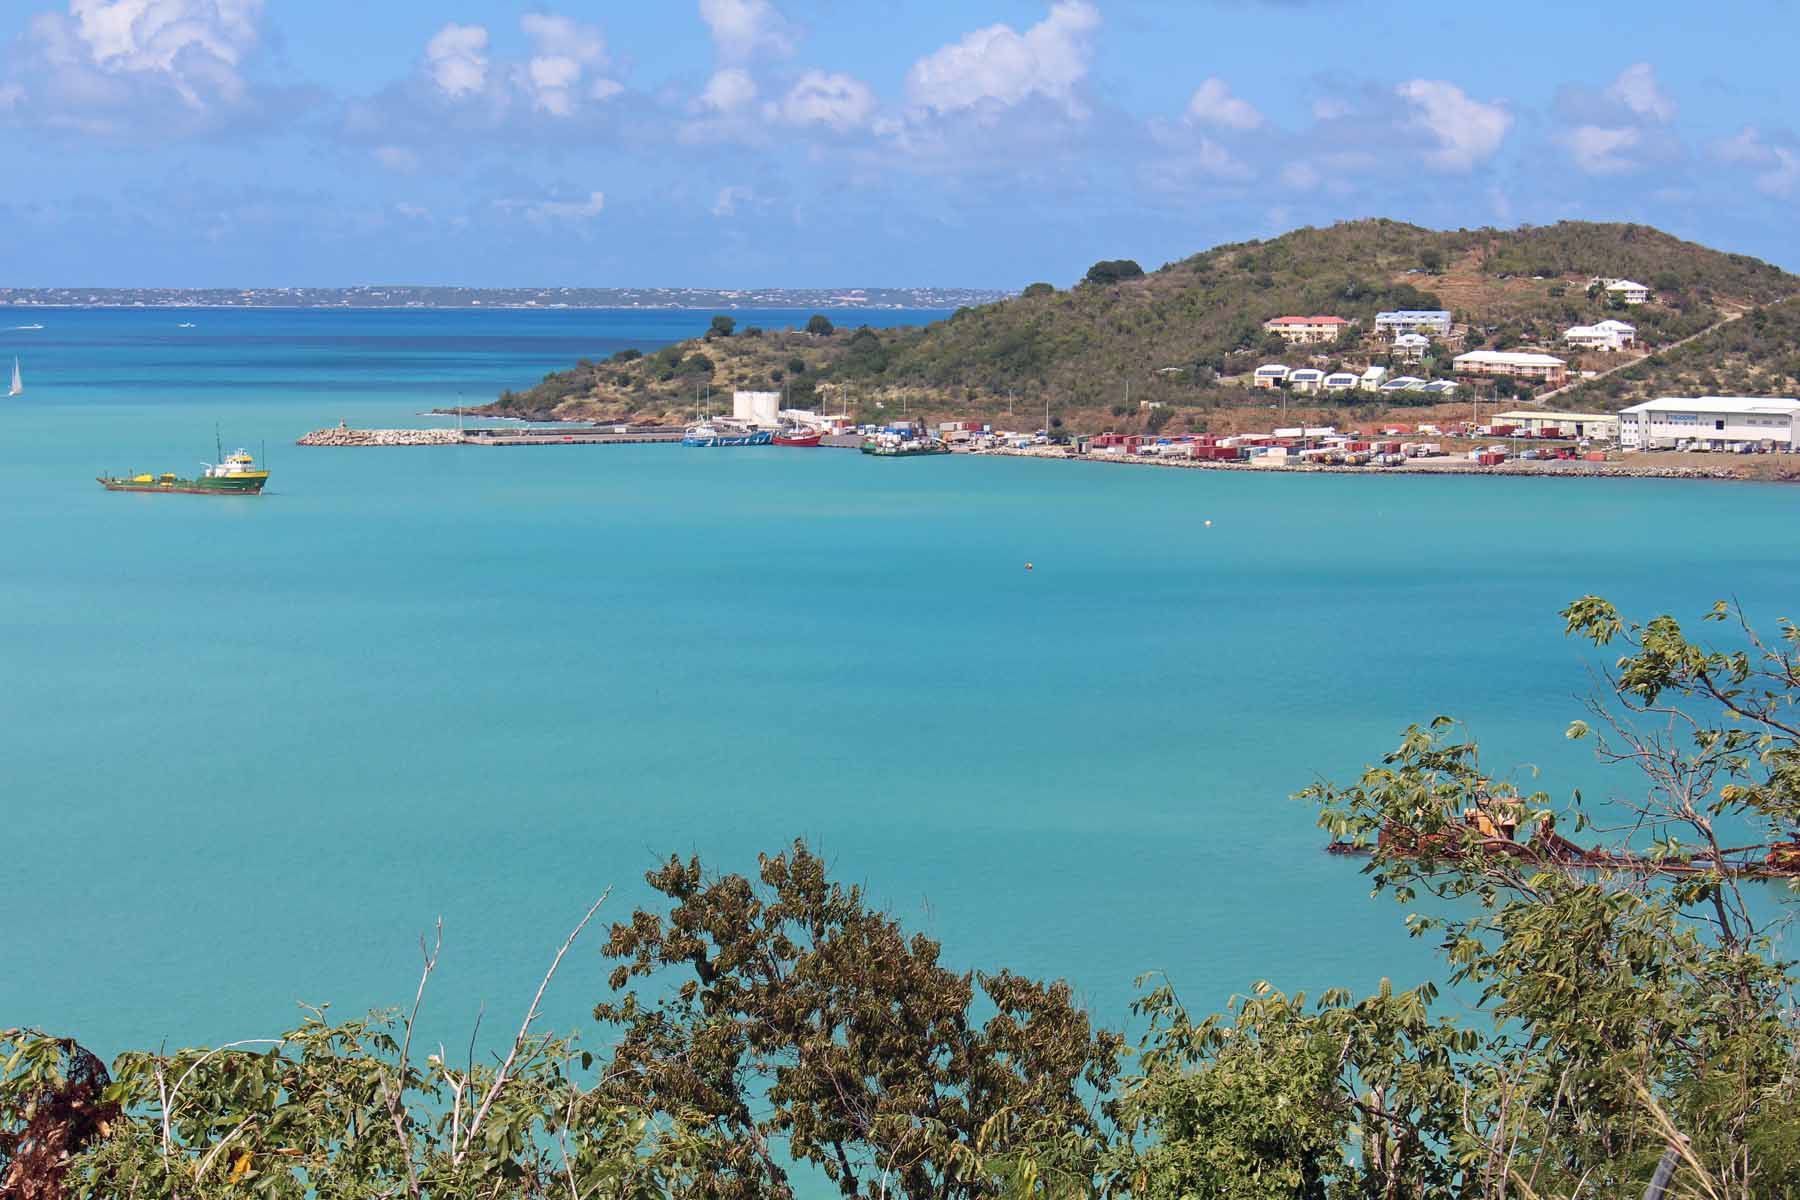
[{"left": 681, "top": 422, "right": 774, "bottom": 447}]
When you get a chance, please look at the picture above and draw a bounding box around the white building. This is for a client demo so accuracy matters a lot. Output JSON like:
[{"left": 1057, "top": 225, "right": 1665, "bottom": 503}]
[
  {"left": 1252, "top": 364, "right": 1291, "bottom": 389},
  {"left": 1392, "top": 332, "right": 1431, "bottom": 361},
  {"left": 1374, "top": 310, "right": 1453, "bottom": 338},
  {"left": 1619, "top": 396, "right": 1800, "bottom": 450},
  {"left": 1453, "top": 350, "right": 1568, "bottom": 387},
  {"left": 1287, "top": 367, "right": 1326, "bottom": 393},
  {"left": 1564, "top": 319, "right": 1637, "bottom": 352},
  {"left": 1490, "top": 409, "right": 1620, "bottom": 439},
  {"left": 1606, "top": 279, "right": 1651, "bottom": 305},
  {"left": 1421, "top": 379, "right": 1459, "bottom": 397},
  {"left": 1322, "top": 371, "right": 1360, "bottom": 391},
  {"left": 1263, "top": 315, "right": 1350, "bottom": 344},
  {"left": 733, "top": 390, "right": 781, "bottom": 426},
  {"left": 1358, "top": 366, "right": 1388, "bottom": 392},
  {"left": 1379, "top": 376, "right": 1428, "bottom": 392}
]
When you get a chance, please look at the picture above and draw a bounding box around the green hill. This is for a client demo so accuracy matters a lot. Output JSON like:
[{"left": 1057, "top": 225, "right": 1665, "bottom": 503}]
[
  {"left": 1560, "top": 296, "right": 1800, "bottom": 408},
  {"left": 482, "top": 220, "right": 1800, "bottom": 428}
]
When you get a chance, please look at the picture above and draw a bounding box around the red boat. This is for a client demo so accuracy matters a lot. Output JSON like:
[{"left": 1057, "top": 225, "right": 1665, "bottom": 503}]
[{"left": 772, "top": 428, "right": 822, "bottom": 447}]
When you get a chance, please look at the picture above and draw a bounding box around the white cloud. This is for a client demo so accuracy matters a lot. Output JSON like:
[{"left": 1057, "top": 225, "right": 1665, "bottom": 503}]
[
  {"left": 1184, "top": 77, "right": 1260, "bottom": 131},
  {"left": 698, "top": 66, "right": 757, "bottom": 113},
  {"left": 713, "top": 184, "right": 754, "bottom": 216},
  {"left": 372, "top": 145, "right": 420, "bottom": 171},
  {"left": 519, "top": 190, "right": 607, "bottom": 223},
  {"left": 1608, "top": 62, "right": 1674, "bottom": 122},
  {"left": 519, "top": 14, "right": 612, "bottom": 116},
  {"left": 10, "top": 0, "right": 270, "bottom": 132},
  {"left": 1563, "top": 124, "right": 1639, "bottom": 174},
  {"left": 1716, "top": 126, "right": 1799, "bottom": 196},
  {"left": 773, "top": 70, "right": 875, "bottom": 132},
  {"left": 426, "top": 23, "right": 488, "bottom": 97},
  {"left": 698, "top": 0, "right": 794, "bottom": 64},
  {"left": 1281, "top": 161, "right": 1320, "bottom": 190},
  {"left": 905, "top": 1, "right": 1100, "bottom": 116},
  {"left": 1395, "top": 79, "right": 1511, "bottom": 171}
]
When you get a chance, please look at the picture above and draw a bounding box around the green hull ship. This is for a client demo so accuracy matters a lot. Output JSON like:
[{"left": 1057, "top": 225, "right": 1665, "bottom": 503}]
[{"left": 99, "top": 446, "right": 269, "bottom": 495}]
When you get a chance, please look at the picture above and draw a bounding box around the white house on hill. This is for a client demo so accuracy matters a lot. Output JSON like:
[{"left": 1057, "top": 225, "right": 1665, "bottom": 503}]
[{"left": 1564, "top": 319, "right": 1636, "bottom": 352}]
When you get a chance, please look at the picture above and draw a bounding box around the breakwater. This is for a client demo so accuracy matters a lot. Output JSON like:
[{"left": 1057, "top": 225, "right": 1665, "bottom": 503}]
[
  {"left": 297, "top": 426, "right": 683, "bottom": 447},
  {"left": 297, "top": 427, "right": 463, "bottom": 447},
  {"left": 970, "top": 446, "right": 1747, "bottom": 482}
]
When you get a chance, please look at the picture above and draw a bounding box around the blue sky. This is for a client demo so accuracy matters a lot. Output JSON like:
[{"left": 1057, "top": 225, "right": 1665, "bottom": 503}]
[{"left": 3, "top": 0, "right": 1797, "bottom": 287}]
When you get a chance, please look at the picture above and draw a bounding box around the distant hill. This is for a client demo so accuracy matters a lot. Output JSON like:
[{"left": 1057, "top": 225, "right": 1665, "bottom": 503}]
[{"left": 485, "top": 220, "right": 1800, "bottom": 428}]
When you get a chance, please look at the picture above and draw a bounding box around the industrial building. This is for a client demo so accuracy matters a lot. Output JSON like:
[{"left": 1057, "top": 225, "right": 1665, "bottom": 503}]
[
  {"left": 1452, "top": 350, "right": 1568, "bottom": 387},
  {"left": 1490, "top": 410, "right": 1620, "bottom": 439},
  {"left": 1619, "top": 396, "right": 1800, "bottom": 450},
  {"left": 1252, "top": 364, "right": 1290, "bottom": 389},
  {"left": 732, "top": 390, "right": 780, "bottom": 426}
]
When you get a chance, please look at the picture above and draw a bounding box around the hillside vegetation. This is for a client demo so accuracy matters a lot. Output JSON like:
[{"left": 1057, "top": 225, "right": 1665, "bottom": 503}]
[
  {"left": 1562, "top": 295, "right": 1800, "bottom": 408},
  {"left": 482, "top": 220, "right": 1800, "bottom": 429}
]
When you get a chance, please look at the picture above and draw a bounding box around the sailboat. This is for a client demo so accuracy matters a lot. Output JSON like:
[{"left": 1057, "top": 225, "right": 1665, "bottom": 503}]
[{"left": 7, "top": 358, "right": 20, "bottom": 398}]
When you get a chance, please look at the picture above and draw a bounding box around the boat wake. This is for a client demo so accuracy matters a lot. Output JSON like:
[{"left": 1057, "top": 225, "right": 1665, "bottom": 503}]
[{"left": 11, "top": 323, "right": 45, "bottom": 331}]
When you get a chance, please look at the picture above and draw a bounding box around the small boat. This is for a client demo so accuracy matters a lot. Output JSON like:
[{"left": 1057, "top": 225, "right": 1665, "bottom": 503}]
[
  {"left": 98, "top": 441, "right": 269, "bottom": 495},
  {"left": 682, "top": 421, "right": 773, "bottom": 447},
  {"left": 7, "top": 358, "right": 19, "bottom": 398},
  {"left": 177, "top": 322, "right": 197, "bottom": 329},
  {"left": 772, "top": 426, "right": 822, "bottom": 447},
  {"left": 862, "top": 433, "right": 950, "bottom": 457}
]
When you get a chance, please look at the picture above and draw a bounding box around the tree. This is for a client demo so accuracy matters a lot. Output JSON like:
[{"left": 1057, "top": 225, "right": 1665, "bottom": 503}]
[
  {"left": 1082, "top": 260, "right": 1144, "bottom": 287},
  {"left": 592, "top": 842, "right": 1123, "bottom": 1200},
  {"left": 1022, "top": 283, "right": 1056, "bottom": 298},
  {"left": 806, "top": 314, "right": 836, "bottom": 336},
  {"left": 708, "top": 315, "right": 736, "bottom": 339},
  {"left": 786, "top": 357, "right": 806, "bottom": 375}
]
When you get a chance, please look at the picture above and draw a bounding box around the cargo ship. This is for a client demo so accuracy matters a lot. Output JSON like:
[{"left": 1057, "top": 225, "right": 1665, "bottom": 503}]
[{"left": 98, "top": 444, "right": 269, "bottom": 495}]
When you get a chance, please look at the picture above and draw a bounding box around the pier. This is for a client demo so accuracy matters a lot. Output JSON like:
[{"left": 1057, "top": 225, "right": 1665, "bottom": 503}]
[{"left": 297, "top": 424, "right": 684, "bottom": 447}]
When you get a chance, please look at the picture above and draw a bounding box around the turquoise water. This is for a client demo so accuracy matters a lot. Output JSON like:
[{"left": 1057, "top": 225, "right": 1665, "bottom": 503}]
[{"left": 4, "top": 307, "right": 1798, "bottom": 1072}]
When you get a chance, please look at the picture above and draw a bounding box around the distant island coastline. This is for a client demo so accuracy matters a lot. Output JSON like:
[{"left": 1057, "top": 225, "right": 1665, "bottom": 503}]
[{"left": 0, "top": 285, "right": 1011, "bottom": 310}]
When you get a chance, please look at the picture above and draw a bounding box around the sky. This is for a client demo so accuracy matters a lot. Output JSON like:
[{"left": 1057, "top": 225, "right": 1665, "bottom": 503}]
[{"left": 3, "top": 0, "right": 1798, "bottom": 288}]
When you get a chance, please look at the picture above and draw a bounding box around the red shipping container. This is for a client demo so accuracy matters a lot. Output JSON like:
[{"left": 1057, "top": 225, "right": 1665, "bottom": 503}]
[{"left": 1585, "top": 451, "right": 1607, "bottom": 462}]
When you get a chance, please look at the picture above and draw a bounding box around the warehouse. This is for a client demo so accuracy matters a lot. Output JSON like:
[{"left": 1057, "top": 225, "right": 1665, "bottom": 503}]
[
  {"left": 1490, "top": 410, "right": 1620, "bottom": 440},
  {"left": 1618, "top": 396, "right": 1800, "bottom": 450}
]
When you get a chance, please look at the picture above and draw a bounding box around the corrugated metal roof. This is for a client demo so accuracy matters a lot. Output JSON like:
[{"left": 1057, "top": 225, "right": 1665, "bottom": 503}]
[{"left": 1621, "top": 396, "right": 1800, "bottom": 415}]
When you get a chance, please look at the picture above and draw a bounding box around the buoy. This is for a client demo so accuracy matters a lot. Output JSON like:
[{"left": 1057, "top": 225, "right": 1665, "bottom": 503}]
[
  {"left": 1204, "top": 519, "right": 1213, "bottom": 527},
  {"left": 1025, "top": 562, "right": 1034, "bottom": 571}
]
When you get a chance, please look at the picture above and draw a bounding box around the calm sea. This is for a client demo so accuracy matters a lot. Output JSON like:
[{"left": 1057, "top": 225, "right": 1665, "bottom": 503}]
[{"left": 4, "top": 306, "right": 1796, "bottom": 1075}]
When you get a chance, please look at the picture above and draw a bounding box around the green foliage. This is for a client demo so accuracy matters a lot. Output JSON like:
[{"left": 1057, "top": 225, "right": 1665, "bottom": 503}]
[
  {"left": 610, "top": 348, "right": 643, "bottom": 363},
  {"left": 806, "top": 314, "right": 836, "bottom": 336},
  {"left": 1023, "top": 283, "right": 1056, "bottom": 298},
  {"left": 1082, "top": 260, "right": 1145, "bottom": 287},
  {"left": 786, "top": 357, "right": 806, "bottom": 375},
  {"left": 593, "top": 841, "right": 1123, "bottom": 1200},
  {"left": 1564, "top": 296, "right": 1800, "bottom": 407},
  {"left": 707, "top": 315, "right": 736, "bottom": 339}
]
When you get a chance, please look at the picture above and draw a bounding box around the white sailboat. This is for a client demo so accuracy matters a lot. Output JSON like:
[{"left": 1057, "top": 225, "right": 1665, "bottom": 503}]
[{"left": 7, "top": 358, "right": 19, "bottom": 398}]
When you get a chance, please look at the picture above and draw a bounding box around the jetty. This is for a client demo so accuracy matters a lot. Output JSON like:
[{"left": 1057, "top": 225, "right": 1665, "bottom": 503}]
[{"left": 297, "top": 424, "right": 682, "bottom": 447}]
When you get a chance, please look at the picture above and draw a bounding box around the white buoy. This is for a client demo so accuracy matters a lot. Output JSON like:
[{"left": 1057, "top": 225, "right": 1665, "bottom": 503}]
[{"left": 1204, "top": 519, "right": 1213, "bottom": 528}]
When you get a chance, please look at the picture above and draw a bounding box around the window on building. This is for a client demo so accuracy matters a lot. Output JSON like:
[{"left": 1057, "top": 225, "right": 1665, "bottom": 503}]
[{"left": 1716, "top": 420, "right": 1726, "bottom": 430}]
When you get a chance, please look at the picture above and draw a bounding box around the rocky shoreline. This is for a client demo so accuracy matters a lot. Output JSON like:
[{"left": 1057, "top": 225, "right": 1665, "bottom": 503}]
[
  {"left": 969, "top": 446, "right": 1750, "bottom": 482},
  {"left": 297, "top": 427, "right": 463, "bottom": 447}
]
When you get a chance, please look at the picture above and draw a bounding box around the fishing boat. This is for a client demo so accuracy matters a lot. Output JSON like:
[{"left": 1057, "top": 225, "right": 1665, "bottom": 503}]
[
  {"left": 98, "top": 440, "right": 270, "bottom": 495},
  {"left": 682, "top": 421, "right": 773, "bottom": 447},
  {"left": 772, "top": 425, "right": 822, "bottom": 447},
  {"left": 7, "top": 358, "right": 19, "bottom": 398}
]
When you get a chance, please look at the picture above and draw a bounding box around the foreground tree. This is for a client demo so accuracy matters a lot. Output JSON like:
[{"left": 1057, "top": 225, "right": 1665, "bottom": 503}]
[{"left": 592, "top": 841, "right": 1123, "bottom": 1200}]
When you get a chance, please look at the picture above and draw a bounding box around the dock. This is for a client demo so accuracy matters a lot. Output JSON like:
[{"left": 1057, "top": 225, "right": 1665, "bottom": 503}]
[
  {"left": 297, "top": 424, "right": 683, "bottom": 447},
  {"left": 461, "top": 426, "right": 683, "bottom": 446}
]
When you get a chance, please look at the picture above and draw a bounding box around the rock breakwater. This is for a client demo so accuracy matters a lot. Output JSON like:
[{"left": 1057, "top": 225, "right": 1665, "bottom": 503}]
[{"left": 297, "top": 428, "right": 463, "bottom": 447}]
